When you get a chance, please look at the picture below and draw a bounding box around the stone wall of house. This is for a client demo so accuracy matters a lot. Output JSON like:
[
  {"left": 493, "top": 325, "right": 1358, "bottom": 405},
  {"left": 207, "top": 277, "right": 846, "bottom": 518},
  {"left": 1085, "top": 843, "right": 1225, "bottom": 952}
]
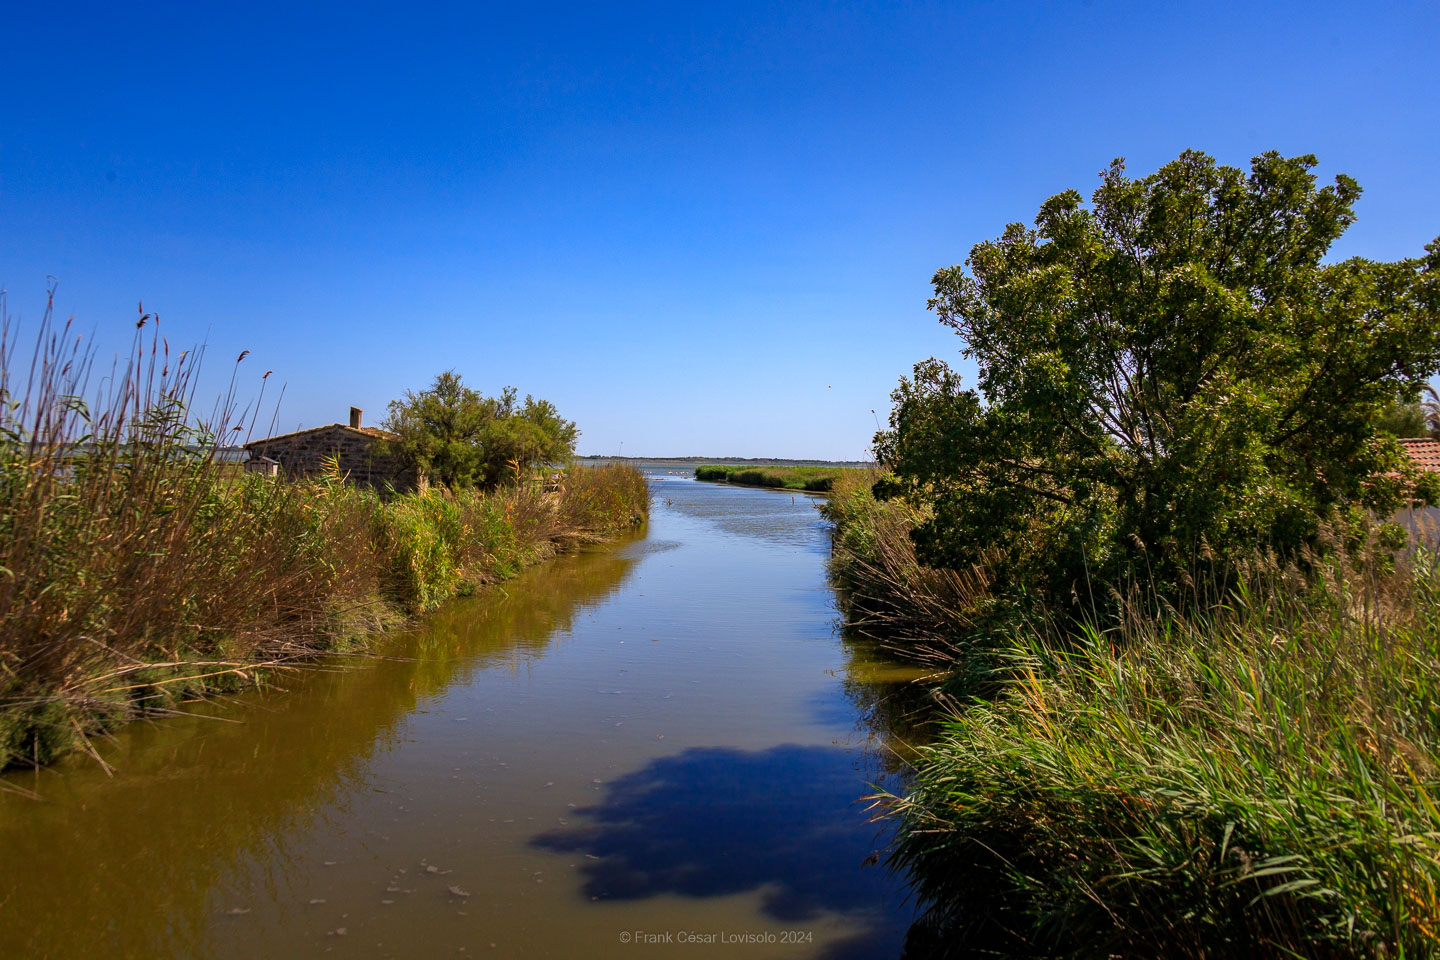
[
  {"left": 1398, "top": 504, "right": 1440, "bottom": 548},
  {"left": 246, "top": 427, "right": 418, "bottom": 491}
]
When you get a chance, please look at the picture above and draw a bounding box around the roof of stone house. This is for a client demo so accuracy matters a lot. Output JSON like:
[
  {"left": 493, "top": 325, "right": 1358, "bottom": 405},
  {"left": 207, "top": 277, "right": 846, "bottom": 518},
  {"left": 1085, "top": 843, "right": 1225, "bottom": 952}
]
[
  {"left": 243, "top": 423, "right": 398, "bottom": 450},
  {"left": 1399, "top": 437, "right": 1440, "bottom": 474}
]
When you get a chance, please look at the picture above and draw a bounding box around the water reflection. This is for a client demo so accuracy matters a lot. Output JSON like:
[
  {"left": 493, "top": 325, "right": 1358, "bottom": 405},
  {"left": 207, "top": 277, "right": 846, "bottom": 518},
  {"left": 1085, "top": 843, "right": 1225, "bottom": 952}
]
[
  {"left": 0, "top": 476, "right": 935, "bottom": 959},
  {"left": 533, "top": 744, "right": 904, "bottom": 958},
  {"left": 660, "top": 476, "right": 833, "bottom": 552},
  {"left": 836, "top": 634, "right": 940, "bottom": 774},
  {"left": 0, "top": 539, "right": 639, "bottom": 959}
]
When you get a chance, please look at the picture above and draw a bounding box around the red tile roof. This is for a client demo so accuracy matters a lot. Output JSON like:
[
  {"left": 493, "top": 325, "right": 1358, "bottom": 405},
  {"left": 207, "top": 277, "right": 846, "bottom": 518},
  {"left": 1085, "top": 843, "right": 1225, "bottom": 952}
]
[{"left": 1399, "top": 437, "right": 1440, "bottom": 474}]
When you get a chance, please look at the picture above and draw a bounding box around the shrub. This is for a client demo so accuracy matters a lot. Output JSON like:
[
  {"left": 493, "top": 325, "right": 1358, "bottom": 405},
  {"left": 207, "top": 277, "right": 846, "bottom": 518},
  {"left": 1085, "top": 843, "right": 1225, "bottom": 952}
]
[
  {"left": 822, "top": 470, "right": 992, "bottom": 668},
  {"left": 694, "top": 464, "right": 850, "bottom": 492}
]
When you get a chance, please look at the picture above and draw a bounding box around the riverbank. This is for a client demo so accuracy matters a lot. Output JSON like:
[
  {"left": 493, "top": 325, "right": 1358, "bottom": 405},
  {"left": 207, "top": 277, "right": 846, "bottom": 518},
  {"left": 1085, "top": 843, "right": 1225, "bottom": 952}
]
[
  {"left": 0, "top": 456, "right": 914, "bottom": 959},
  {"left": 0, "top": 462, "right": 647, "bottom": 771},
  {"left": 0, "top": 316, "right": 648, "bottom": 772},
  {"left": 822, "top": 471, "right": 1440, "bottom": 957},
  {"left": 694, "top": 463, "right": 859, "bottom": 492}
]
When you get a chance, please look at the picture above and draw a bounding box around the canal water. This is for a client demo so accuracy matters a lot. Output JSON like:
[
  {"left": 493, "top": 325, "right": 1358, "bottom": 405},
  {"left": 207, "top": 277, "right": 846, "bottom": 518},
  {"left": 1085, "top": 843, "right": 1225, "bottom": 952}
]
[{"left": 0, "top": 472, "right": 927, "bottom": 958}]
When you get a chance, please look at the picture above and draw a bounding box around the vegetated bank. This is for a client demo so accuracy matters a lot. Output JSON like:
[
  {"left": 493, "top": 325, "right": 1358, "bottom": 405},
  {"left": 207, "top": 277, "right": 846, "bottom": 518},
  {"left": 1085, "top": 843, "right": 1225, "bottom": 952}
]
[
  {"left": 826, "top": 472, "right": 1440, "bottom": 958},
  {"left": 826, "top": 151, "right": 1440, "bottom": 958},
  {"left": 694, "top": 463, "right": 858, "bottom": 492},
  {"left": 0, "top": 307, "right": 648, "bottom": 772}
]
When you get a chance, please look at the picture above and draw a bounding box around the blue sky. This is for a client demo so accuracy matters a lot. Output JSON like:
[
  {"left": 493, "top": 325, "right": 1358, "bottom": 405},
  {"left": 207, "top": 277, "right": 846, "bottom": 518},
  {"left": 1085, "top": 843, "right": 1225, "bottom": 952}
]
[{"left": 2, "top": 1, "right": 1437, "bottom": 459}]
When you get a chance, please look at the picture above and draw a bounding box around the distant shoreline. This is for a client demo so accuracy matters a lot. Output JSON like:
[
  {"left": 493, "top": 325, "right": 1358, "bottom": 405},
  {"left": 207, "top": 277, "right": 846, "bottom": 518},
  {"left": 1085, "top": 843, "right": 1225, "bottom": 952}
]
[{"left": 577, "top": 455, "right": 871, "bottom": 469}]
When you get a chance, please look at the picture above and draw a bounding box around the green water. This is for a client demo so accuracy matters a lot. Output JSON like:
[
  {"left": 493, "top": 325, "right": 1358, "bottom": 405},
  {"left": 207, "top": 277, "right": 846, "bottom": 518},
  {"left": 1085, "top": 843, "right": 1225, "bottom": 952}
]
[{"left": 0, "top": 472, "right": 927, "bottom": 958}]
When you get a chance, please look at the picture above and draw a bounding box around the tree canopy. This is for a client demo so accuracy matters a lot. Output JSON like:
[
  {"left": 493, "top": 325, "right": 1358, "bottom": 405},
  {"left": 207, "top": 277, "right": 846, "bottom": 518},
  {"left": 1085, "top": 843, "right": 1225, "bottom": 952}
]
[
  {"left": 875, "top": 150, "right": 1440, "bottom": 607},
  {"left": 381, "top": 371, "right": 578, "bottom": 488},
  {"left": 1376, "top": 393, "right": 1430, "bottom": 439}
]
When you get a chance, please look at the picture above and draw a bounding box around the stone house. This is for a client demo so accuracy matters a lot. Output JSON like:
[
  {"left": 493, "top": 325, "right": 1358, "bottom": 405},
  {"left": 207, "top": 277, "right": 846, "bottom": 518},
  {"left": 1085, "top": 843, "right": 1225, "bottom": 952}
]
[
  {"left": 243, "top": 455, "right": 280, "bottom": 477},
  {"left": 1398, "top": 436, "right": 1440, "bottom": 544},
  {"left": 243, "top": 407, "right": 419, "bottom": 491}
]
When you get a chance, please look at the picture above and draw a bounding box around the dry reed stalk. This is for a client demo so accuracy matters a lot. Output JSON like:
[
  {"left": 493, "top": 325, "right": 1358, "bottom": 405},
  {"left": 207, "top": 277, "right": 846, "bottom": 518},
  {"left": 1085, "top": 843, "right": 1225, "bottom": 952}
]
[{"left": 0, "top": 290, "right": 649, "bottom": 770}]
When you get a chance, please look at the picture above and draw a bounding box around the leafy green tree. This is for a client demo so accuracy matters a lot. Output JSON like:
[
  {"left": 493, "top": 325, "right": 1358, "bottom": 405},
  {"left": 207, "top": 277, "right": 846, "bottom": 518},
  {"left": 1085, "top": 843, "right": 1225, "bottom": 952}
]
[
  {"left": 1375, "top": 393, "right": 1429, "bottom": 438},
  {"left": 381, "top": 372, "right": 578, "bottom": 488},
  {"left": 468, "top": 388, "right": 580, "bottom": 487},
  {"left": 381, "top": 371, "right": 488, "bottom": 487},
  {"left": 875, "top": 150, "right": 1440, "bottom": 608}
]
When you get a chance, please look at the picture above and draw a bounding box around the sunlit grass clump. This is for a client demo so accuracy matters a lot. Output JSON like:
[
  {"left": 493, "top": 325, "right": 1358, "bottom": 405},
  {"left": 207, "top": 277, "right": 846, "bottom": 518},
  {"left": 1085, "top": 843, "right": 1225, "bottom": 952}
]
[{"left": 694, "top": 463, "right": 851, "bottom": 492}]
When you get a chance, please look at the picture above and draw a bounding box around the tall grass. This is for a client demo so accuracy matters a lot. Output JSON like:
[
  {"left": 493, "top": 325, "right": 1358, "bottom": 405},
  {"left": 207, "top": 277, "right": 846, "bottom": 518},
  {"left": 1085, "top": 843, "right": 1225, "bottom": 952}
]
[
  {"left": 821, "top": 470, "right": 992, "bottom": 669},
  {"left": 0, "top": 293, "right": 647, "bottom": 770},
  {"left": 822, "top": 467, "right": 1440, "bottom": 955},
  {"left": 884, "top": 546, "right": 1440, "bottom": 958}
]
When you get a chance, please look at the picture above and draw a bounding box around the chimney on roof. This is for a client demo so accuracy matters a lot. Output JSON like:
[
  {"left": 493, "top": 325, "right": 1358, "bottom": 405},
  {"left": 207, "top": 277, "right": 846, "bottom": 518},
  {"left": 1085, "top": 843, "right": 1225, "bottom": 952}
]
[{"left": 349, "top": 406, "right": 363, "bottom": 428}]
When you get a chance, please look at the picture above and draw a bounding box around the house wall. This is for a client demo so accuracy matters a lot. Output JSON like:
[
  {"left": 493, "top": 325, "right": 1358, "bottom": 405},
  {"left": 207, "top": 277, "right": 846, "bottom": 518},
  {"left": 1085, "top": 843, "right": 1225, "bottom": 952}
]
[
  {"left": 1397, "top": 504, "right": 1440, "bottom": 549},
  {"left": 246, "top": 427, "right": 417, "bottom": 491}
]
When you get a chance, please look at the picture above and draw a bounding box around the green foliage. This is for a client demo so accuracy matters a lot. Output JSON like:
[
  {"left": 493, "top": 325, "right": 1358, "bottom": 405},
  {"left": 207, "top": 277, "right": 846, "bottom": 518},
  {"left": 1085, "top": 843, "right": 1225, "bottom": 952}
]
[
  {"left": 847, "top": 153, "right": 1440, "bottom": 956},
  {"left": 381, "top": 371, "right": 579, "bottom": 488},
  {"left": 875, "top": 150, "right": 1440, "bottom": 611},
  {"left": 821, "top": 470, "right": 996, "bottom": 674},
  {"left": 559, "top": 463, "right": 650, "bottom": 530},
  {"left": 889, "top": 548, "right": 1440, "bottom": 958},
  {"left": 693, "top": 464, "right": 850, "bottom": 491},
  {"left": 381, "top": 493, "right": 465, "bottom": 610},
  {"left": 1424, "top": 385, "right": 1440, "bottom": 438},
  {"left": 0, "top": 465, "right": 648, "bottom": 770},
  {"left": 1376, "top": 394, "right": 1430, "bottom": 438}
]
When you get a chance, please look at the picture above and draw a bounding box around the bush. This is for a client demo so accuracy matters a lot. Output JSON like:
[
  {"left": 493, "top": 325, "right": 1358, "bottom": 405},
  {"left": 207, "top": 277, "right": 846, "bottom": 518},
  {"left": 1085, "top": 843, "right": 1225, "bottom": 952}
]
[
  {"left": 823, "top": 472, "right": 1440, "bottom": 956},
  {"left": 380, "top": 372, "right": 578, "bottom": 488},
  {"left": 822, "top": 470, "right": 993, "bottom": 668}
]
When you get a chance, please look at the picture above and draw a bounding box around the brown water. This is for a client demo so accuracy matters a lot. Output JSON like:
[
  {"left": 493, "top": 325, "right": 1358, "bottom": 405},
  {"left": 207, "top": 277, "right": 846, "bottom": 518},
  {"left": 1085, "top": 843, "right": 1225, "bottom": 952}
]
[{"left": 0, "top": 472, "right": 928, "bottom": 959}]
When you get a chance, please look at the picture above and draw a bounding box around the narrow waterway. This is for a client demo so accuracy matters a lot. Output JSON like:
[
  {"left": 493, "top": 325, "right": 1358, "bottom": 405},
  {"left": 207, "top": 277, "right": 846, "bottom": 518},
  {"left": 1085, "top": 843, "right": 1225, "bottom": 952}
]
[{"left": 0, "top": 472, "right": 927, "bottom": 959}]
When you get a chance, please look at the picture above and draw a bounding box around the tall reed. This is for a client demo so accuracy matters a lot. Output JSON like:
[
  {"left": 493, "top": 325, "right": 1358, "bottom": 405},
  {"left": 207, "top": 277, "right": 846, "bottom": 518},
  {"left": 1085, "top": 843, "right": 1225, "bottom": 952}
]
[
  {"left": 821, "top": 470, "right": 991, "bottom": 667},
  {"left": 820, "top": 464, "right": 1440, "bottom": 955},
  {"left": 887, "top": 542, "right": 1440, "bottom": 958},
  {"left": 0, "top": 292, "right": 647, "bottom": 770}
]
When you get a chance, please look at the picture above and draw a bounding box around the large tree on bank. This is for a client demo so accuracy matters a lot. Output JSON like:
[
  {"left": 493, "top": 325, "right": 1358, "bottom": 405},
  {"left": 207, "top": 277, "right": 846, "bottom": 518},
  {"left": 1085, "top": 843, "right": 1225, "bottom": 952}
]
[
  {"left": 381, "top": 371, "right": 578, "bottom": 488},
  {"left": 875, "top": 150, "right": 1440, "bottom": 605}
]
